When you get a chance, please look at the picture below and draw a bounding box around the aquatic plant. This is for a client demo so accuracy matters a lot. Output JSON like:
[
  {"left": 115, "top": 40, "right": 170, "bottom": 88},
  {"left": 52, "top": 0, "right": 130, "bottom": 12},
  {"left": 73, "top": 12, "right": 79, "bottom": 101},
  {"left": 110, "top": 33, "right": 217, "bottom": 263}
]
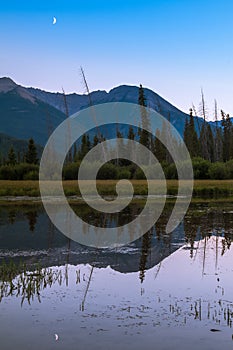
[{"left": 0, "top": 260, "right": 81, "bottom": 305}]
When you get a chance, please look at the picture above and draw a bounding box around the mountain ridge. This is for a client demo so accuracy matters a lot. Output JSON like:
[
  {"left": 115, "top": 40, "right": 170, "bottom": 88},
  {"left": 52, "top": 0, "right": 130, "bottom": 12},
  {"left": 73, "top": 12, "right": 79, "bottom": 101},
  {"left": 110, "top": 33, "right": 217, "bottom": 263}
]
[
  {"left": 28, "top": 82, "right": 207, "bottom": 136},
  {"left": 0, "top": 77, "right": 212, "bottom": 147}
]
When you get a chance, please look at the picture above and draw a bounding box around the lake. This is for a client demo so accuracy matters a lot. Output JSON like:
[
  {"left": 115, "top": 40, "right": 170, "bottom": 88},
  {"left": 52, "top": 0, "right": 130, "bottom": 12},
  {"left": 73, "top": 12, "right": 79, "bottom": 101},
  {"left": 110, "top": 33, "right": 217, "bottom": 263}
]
[{"left": 0, "top": 200, "right": 233, "bottom": 349}]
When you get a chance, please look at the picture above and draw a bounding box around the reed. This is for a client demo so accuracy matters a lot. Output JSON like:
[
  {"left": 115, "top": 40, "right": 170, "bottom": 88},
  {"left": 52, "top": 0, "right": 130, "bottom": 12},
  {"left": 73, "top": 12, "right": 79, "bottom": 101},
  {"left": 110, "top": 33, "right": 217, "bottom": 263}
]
[{"left": 0, "top": 260, "right": 81, "bottom": 305}]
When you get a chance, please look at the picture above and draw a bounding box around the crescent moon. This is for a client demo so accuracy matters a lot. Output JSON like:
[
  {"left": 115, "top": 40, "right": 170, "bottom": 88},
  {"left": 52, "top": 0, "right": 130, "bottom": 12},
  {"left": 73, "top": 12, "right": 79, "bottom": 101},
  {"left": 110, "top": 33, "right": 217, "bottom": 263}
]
[{"left": 53, "top": 17, "right": 57, "bottom": 25}]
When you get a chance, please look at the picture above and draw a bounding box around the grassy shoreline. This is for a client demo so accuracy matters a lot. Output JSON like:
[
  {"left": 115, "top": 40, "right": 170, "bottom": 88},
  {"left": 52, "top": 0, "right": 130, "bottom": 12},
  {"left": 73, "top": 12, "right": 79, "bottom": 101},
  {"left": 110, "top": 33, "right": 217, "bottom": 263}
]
[{"left": 0, "top": 179, "right": 233, "bottom": 200}]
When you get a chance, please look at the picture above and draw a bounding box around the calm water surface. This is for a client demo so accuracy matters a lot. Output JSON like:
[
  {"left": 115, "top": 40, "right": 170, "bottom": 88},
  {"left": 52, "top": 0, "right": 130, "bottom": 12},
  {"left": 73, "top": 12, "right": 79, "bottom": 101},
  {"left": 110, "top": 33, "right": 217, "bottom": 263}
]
[{"left": 0, "top": 201, "right": 233, "bottom": 350}]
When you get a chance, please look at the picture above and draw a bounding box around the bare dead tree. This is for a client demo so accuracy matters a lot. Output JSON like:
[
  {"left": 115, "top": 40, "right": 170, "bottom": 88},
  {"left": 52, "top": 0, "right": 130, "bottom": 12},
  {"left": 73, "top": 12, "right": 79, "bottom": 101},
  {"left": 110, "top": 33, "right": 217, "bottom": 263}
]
[
  {"left": 192, "top": 103, "right": 201, "bottom": 136},
  {"left": 81, "top": 266, "right": 94, "bottom": 311},
  {"left": 198, "top": 90, "right": 210, "bottom": 161},
  {"left": 62, "top": 87, "right": 72, "bottom": 162},
  {"left": 200, "top": 89, "right": 208, "bottom": 122},
  {"left": 80, "top": 66, "right": 107, "bottom": 162},
  {"left": 214, "top": 99, "right": 222, "bottom": 161},
  {"left": 214, "top": 99, "right": 218, "bottom": 123}
]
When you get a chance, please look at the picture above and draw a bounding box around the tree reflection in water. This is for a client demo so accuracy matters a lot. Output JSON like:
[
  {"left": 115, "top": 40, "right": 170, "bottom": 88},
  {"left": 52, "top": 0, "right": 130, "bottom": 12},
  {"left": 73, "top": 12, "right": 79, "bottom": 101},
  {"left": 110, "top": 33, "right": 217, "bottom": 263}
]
[{"left": 1, "top": 201, "right": 233, "bottom": 331}]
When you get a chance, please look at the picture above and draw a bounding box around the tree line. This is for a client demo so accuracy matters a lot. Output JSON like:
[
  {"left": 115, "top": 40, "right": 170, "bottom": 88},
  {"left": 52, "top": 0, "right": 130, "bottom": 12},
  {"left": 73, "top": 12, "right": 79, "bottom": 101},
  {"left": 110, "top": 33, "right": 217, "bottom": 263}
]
[
  {"left": 1, "top": 85, "right": 233, "bottom": 180},
  {"left": 0, "top": 138, "right": 39, "bottom": 180}
]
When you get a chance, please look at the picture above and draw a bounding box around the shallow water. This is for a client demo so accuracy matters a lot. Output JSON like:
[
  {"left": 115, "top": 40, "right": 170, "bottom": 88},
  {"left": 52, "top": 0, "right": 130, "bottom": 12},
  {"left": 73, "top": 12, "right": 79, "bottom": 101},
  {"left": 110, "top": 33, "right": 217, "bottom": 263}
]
[{"left": 0, "top": 202, "right": 233, "bottom": 349}]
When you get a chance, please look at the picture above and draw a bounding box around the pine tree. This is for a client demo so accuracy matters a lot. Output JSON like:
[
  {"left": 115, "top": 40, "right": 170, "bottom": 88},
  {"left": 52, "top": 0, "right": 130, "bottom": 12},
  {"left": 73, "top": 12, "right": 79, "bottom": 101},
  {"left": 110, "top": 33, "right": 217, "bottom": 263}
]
[
  {"left": 8, "top": 146, "right": 17, "bottom": 165},
  {"left": 215, "top": 127, "right": 223, "bottom": 162},
  {"left": 183, "top": 109, "right": 200, "bottom": 158},
  {"left": 25, "top": 138, "right": 38, "bottom": 164},
  {"left": 127, "top": 126, "right": 135, "bottom": 140},
  {"left": 154, "top": 129, "right": 166, "bottom": 163},
  {"left": 199, "top": 123, "right": 211, "bottom": 161},
  {"left": 138, "top": 84, "right": 146, "bottom": 106},
  {"left": 78, "top": 134, "right": 91, "bottom": 160},
  {"left": 221, "top": 110, "right": 232, "bottom": 162},
  {"left": 138, "top": 84, "right": 151, "bottom": 150},
  {"left": 93, "top": 134, "right": 99, "bottom": 147}
]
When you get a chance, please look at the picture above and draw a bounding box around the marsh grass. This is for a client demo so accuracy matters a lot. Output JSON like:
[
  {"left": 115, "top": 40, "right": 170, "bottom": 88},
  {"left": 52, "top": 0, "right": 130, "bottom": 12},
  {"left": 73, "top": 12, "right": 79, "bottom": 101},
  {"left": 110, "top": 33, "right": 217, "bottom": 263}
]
[
  {"left": 0, "top": 260, "right": 81, "bottom": 305},
  {"left": 0, "top": 180, "right": 233, "bottom": 199}
]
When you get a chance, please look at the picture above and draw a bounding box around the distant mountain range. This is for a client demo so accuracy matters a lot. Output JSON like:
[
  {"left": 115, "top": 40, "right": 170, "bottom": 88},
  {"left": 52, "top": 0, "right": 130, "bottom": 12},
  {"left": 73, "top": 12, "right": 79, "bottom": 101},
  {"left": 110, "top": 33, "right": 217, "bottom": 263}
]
[{"left": 0, "top": 77, "right": 217, "bottom": 156}]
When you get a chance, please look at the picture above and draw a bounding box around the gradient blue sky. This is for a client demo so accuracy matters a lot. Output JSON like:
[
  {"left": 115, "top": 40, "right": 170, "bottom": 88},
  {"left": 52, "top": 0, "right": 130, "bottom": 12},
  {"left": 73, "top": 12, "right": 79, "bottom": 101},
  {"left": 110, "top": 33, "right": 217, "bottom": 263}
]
[{"left": 1, "top": 0, "right": 233, "bottom": 118}]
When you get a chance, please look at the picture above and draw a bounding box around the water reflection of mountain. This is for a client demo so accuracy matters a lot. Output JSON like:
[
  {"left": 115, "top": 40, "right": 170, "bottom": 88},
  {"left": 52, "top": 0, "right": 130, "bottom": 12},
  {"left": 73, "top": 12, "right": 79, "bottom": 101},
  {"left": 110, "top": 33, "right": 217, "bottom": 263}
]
[
  {"left": 0, "top": 204, "right": 185, "bottom": 274},
  {"left": 0, "top": 203, "right": 233, "bottom": 275}
]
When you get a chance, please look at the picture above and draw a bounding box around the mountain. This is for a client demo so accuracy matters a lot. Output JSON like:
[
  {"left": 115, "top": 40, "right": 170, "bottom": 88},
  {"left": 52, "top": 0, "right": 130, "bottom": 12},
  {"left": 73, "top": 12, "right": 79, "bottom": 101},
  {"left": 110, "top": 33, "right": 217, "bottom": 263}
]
[
  {"left": 29, "top": 84, "right": 200, "bottom": 136},
  {"left": 0, "top": 77, "right": 208, "bottom": 147},
  {"left": 28, "top": 86, "right": 108, "bottom": 116},
  {"left": 0, "top": 205, "right": 185, "bottom": 273},
  {"left": 0, "top": 78, "right": 66, "bottom": 146}
]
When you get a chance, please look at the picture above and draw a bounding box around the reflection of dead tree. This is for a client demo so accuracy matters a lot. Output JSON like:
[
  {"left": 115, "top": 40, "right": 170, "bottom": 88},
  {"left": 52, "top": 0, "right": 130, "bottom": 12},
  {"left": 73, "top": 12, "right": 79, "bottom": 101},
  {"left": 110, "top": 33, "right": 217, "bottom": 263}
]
[
  {"left": 81, "top": 266, "right": 94, "bottom": 311},
  {"left": 65, "top": 238, "right": 71, "bottom": 287},
  {"left": 64, "top": 209, "right": 72, "bottom": 286},
  {"left": 202, "top": 236, "right": 207, "bottom": 276},
  {"left": 215, "top": 235, "right": 218, "bottom": 272},
  {"left": 154, "top": 261, "right": 162, "bottom": 280},
  {"left": 193, "top": 237, "right": 201, "bottom": 262}
]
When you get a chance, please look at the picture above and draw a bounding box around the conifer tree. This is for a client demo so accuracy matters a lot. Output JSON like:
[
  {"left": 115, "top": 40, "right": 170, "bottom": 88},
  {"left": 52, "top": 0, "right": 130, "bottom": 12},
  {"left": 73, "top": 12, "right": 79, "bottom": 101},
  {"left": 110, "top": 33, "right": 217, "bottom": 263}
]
[
  {"left": 138, "top": 84, "right": 151, "bottom": 150},
  {"left": 25, "top": 138, "right": 38, "bottom": 164},
  {"left": 78, "top": 134, "right": 91, "bottom": 160},
  {"left": 154, "top": 129, "right": 166, "bottom": 163},
  {"left": 93, "top": 134, "right": 99, "bottom": 147},
  {"left": 199, "top": 123, "right": 210, "bottom": 161},
  {"left": 8, "top": 146, "right": 17, "bottom": 165},
  {"left": 183, "top": 109, "right": 200, "bottom": 158},
  {"left": 127, "top": 126, "right": 135, "bottom": 140},
  {"left": 206, "top": 124, "right": 214, "bottom": 162},
  {"left": 221, "top": 110, "right": 232, "bottom": 162},
  {"left": 215, "top": 127, "right": 223, "bottom": 162}
]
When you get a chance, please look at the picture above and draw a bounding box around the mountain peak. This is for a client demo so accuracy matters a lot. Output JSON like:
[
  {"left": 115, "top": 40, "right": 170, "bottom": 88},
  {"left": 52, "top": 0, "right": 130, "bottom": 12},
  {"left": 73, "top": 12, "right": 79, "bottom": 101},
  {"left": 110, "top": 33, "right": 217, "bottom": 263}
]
[
  {"left": 0, "top": 77, "right": 36, "bottom": 104},
  {"left": 0, "top": 77, "right": 17, "bottom": 93}
]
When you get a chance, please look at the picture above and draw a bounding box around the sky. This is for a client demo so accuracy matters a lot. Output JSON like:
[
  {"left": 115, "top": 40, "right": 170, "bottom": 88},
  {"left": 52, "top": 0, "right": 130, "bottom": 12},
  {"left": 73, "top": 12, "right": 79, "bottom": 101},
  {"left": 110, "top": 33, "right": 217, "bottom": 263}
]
[{"left": 0, "top": 0, "right": 233, "bottom": 119}]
